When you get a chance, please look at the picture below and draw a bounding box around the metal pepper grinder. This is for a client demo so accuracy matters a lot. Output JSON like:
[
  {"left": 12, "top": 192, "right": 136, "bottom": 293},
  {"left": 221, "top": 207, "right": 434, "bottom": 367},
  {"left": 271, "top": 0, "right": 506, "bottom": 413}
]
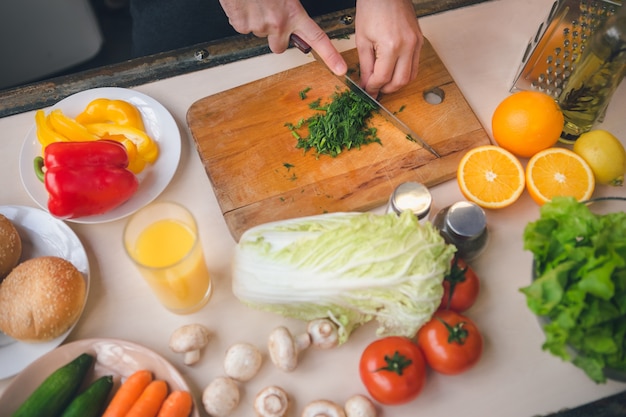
[{"left": 432, "top": 201, "right": 489, "bottom": 261}]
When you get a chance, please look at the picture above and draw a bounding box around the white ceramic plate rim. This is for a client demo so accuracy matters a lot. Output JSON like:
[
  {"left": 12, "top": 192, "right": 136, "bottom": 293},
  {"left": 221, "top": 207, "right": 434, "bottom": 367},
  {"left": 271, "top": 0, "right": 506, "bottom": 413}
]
[
  {"left": 19, "top": 87, "right": 181, "bottom": 224},
  {"left": 0, "top": 205, "right": 90, "bottom": 379},
  {"left": 0, "top": 338, "right": 200, "bottom": 417}
]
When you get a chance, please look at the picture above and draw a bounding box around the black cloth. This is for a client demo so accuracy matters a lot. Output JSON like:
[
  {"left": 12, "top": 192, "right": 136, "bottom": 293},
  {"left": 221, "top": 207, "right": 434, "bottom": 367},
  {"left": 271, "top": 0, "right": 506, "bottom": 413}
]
[{"left": 130, "top": 0, "right": 355, "bottom": 57}]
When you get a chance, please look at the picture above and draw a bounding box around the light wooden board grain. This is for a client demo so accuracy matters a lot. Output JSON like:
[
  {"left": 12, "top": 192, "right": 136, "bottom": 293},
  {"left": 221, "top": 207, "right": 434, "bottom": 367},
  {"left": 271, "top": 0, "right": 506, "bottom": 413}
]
[{"left": 187, "top": 39, "right": 491, "bottom": 241}]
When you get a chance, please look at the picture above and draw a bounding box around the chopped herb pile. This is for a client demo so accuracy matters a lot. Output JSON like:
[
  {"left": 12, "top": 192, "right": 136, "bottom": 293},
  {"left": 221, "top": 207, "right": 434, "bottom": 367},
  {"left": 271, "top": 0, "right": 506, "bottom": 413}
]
[{"left": 285, "top": 89, "right": 381, "bottom": 158}]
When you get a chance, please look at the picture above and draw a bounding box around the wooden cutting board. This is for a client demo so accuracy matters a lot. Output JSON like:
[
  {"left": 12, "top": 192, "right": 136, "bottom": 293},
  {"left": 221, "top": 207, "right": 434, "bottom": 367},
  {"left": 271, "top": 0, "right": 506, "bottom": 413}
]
[{"left": 187, "top": 39, "right": 491, "bottom": 241}]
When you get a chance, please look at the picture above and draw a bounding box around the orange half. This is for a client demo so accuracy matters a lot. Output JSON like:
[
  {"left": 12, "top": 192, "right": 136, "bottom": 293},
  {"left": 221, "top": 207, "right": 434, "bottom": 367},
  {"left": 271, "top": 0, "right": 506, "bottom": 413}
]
[
  {"left": 457, "top": 145, "right": 525, "bottom": 209},
  {"left": 525, "top": 147, "right": 595, "bottom": 205}
]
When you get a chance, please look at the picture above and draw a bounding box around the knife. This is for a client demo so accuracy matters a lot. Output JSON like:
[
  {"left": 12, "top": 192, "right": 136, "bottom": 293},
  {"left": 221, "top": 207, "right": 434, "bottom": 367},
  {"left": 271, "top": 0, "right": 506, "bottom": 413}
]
[{"left": 290, "top": 34, "right": 441, "bottom": 158}]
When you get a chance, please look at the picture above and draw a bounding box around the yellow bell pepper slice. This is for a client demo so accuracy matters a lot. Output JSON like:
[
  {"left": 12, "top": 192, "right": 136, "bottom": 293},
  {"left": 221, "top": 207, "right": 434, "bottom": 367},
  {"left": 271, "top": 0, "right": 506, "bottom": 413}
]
[
  {"left": 103, "top": 135, "right": 147, "bottom": 174},
  {"left": 48, "top": 109, "right": 100, "bottom": 142},
  {"left": 35, "top": 110, "right": 67, "bottom": 148},
  {"left": 76, "top": 98, "right": 145, "bottom": 131},
  {"left": 86, "top": 123, "right": 159, "bottom": 164}
]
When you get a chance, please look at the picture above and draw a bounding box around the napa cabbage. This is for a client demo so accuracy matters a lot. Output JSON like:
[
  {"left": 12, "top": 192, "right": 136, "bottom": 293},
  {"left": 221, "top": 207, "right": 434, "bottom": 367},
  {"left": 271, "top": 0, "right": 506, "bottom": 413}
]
[{"left": 232, "top": 210, "right": 456, "bottom": 344}]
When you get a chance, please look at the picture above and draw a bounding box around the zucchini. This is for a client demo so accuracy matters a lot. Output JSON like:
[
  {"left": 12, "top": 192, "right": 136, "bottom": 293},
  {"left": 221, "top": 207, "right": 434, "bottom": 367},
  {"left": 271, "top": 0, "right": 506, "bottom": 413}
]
[
  {"left": 12, "top": 353, "right": 94, "bottom": 417},
  {"left": 60, "top": 375, "right": 114, "bottom": 417}
]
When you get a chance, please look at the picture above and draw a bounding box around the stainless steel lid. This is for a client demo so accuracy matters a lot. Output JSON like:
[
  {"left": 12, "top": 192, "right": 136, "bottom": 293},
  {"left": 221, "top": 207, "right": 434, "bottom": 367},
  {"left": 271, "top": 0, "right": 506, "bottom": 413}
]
[
  {"left": 387, "top": 182, "right": 432, "bottom": 219},
  {"left": 445, "top": 201, "right": 487, "bottom": 239}
]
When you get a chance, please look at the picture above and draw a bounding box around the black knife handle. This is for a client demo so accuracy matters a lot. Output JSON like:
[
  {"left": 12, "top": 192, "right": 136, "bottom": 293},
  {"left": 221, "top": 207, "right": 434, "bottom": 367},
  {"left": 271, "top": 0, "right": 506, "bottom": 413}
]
[{"left": 290, "top": 34, "right": 311, "bottom": 54}]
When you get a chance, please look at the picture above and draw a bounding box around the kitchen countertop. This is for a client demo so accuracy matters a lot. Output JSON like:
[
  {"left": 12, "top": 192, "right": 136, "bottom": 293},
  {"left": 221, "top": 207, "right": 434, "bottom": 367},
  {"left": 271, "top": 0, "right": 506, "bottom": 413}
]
[{"left": 1, "top": 0, "right": 625, "bottom": 416}]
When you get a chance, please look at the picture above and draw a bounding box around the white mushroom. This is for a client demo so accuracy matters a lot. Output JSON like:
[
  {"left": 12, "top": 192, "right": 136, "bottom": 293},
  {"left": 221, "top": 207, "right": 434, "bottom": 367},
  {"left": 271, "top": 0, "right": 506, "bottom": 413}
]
[
  {"left": 202, "top": 376, "right": 240, "bottom": 417},
  {"left": 307, "top": 318, "right": 339, "bottom": 349},
  {"left": 169, "top": 323, "right": 211, "bottom": 365},
  {"left": 301, "top": 400, "right": 346, "bottom": 417},
  {"left": 268, "top": 326, "right": 311, "bottom": 372},
  {"left": 344, "top": 395, "right": 377, "bottom": 417},
  {"left": 224, "top": 342, "right": 263, "bottom": 382},
  {"left": 254, "top": 386, "right": 290, "bottom": 417}
]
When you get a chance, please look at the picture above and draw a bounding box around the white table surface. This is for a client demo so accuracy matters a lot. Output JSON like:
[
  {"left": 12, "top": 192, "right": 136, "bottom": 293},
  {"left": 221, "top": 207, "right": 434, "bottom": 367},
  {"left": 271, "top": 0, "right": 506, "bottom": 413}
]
[{"left": 1, "top": 0, "right": 625, "bottom": 415}]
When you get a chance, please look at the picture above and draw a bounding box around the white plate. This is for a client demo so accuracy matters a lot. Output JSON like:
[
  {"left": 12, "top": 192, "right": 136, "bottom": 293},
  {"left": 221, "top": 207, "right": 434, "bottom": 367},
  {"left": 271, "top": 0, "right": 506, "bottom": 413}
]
[
  {"left": 0, "top": 338, "right": 200, "bottom": 417},
  {"left": 19, "top": 87, "right": 181, "bottom": 223},
  {"left": 0, "top": 205, "right": 90, "bottom": 379}
]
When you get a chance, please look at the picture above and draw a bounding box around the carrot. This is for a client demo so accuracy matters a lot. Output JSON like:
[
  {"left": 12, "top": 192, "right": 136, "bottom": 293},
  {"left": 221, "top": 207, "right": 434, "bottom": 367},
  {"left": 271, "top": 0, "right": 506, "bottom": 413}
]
[
  {"left": 156, "top": 391, "right": 193, "bottom": 417},
  {"left": 102, "top": 370, "right": 154, "bottom": 417},
  {"left": 125, "top": 379, "right": 169, "bottom": 417}
]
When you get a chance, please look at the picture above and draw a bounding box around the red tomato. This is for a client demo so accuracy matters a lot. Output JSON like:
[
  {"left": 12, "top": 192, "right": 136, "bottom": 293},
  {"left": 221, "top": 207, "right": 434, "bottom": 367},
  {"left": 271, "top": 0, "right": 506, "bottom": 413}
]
[
  {"left": 416, "top": 310, "right": 483, "bottom": 375},
  {"left": 359, "top": 336, "right": 427, "bottom": 405},
  {"left": 439, "top": 257, "right": 480, "bottom": 312}
]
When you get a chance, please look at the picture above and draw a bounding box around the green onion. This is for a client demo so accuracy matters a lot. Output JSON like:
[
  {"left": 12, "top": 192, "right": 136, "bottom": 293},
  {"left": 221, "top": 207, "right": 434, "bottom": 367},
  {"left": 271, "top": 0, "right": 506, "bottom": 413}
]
[{"left": 299, "top": 87, "right": 312, "bottom": 100}]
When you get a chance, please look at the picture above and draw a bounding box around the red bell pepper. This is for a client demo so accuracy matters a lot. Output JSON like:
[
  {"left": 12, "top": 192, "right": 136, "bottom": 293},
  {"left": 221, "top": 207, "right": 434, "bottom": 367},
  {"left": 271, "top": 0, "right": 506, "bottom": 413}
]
[{"left": 35, "top": 140, "right": 139, "bottom": 218}]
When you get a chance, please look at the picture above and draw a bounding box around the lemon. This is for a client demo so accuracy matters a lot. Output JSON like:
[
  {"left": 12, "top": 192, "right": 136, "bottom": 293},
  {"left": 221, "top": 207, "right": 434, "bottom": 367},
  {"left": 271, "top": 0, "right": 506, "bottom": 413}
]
[{"left": 573, "top": 129, "right": 626, "bottom": 186}]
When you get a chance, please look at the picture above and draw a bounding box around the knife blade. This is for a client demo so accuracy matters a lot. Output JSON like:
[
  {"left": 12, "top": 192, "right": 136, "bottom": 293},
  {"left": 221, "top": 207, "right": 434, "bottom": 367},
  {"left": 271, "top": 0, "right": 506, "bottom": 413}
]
[{"left": 290, "top": 34, "right": 441, "bottom": 158}]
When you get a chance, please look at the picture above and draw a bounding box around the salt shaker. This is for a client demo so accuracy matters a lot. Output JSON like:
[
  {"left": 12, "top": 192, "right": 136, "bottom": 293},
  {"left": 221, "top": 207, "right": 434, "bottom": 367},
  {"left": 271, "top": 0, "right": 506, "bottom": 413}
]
[
  {"left": 386, "top": 182, "right": 432, "bottom": 222},
  {"left": 432, "top": 201, "right": 488, "bottom": 260}
]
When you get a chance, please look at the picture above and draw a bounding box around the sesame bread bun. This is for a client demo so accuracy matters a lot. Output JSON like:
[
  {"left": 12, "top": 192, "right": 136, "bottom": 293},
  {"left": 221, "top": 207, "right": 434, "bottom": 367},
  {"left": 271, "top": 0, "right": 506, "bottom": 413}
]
[
  {"left": 0, "top": 256, "right": 86, "bottom": 342},
  {"left": 0, "top": 214, "right": 22, "bottom": 281}
]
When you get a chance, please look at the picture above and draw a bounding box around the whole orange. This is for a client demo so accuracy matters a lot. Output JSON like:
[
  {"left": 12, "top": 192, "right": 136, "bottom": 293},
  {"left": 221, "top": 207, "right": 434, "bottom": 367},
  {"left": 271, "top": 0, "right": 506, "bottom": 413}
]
[{"left": 491, "top": 91, "right": 564, "bottom": 158}]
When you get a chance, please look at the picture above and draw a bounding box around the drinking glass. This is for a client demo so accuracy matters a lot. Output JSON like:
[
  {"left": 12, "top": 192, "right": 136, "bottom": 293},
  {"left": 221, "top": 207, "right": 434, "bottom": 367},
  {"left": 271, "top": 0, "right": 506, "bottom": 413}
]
[{"left": 123, "top": 201, "right": 212, "bottom": 314}]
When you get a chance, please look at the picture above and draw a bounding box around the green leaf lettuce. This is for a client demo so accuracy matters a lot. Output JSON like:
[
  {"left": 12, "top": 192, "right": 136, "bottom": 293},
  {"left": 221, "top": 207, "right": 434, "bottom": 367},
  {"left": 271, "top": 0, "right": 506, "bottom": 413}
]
[{"left": 521, "top": 196, "right": 626, "bottom": 383}]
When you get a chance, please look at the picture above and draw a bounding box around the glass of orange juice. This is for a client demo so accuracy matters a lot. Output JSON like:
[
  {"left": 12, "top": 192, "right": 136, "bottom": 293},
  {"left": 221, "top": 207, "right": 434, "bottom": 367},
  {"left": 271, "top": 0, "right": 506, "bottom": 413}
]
[{"left": 123, "top": 201, "right": 212, "bottom": 314}]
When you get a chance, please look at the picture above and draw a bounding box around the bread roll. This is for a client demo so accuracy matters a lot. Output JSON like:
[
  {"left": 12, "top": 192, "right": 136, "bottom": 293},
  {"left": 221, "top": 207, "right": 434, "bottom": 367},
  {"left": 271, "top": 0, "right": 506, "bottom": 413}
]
[
  {"left": 0, "top": 214, "right": 22, "bottom": 281},
  {"left": 0, "top": 256, "right": 86, "bottom": 342}
]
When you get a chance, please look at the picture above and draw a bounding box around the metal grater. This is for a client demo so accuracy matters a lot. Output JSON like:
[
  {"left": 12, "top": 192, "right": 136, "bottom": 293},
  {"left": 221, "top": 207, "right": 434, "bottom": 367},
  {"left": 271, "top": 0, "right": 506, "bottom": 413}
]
[{"left": 511, "top": 0, "right": 623, "bottom": 96}]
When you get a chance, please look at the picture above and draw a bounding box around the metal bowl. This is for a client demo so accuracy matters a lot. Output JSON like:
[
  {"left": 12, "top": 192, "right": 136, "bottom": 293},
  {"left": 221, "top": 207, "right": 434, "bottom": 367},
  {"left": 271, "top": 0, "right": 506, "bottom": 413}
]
[
  {"left": 583, "top": 196, "right": 626, "bottom": 215},
  {"left": 530, "top": 197, "right": 626, "bottom": 383}
]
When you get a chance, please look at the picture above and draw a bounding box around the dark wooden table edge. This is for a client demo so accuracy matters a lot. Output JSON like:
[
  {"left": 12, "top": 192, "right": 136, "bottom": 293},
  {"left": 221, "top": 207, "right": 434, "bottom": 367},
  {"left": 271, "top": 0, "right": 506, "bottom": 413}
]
[{"left": 0, "top": 0, "right": 490, "bottom": 119}]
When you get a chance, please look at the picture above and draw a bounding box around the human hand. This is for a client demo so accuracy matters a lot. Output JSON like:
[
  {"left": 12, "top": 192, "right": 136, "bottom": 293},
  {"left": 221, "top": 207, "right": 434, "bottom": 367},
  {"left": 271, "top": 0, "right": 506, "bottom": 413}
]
[
  {"left": 218, "top": 0, "right": 347, "bottom": 75},
  {"left": 355, "top": 0, "right": 423, "bottom": 97}
]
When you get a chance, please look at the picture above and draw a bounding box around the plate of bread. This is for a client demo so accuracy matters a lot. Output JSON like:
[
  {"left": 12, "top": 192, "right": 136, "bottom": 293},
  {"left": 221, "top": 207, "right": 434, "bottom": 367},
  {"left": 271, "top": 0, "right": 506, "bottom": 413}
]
[{"left": 0, "top": 205, "right": 89, "bottom": 379}]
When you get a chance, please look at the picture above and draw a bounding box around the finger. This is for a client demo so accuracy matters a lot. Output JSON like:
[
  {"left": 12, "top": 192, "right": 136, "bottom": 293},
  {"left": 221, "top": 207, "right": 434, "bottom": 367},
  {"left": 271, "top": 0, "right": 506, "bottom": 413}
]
[
  {"left": 378, "top": 51, "right": 413, "bottom": 95},
  {"left": 295, "top": 20, "right": 347, "bottom": 76},
  {"left": 411, "top": 21, "right": 424, "bottom": 80},
  {"left": 363, "top": 47, "right": 397, "bottom": 97},
  {"left": 403, "top": 28, "right": 423, "bottom": 84},
  {"left": 267, "top": 33, "right": 290, "bottom": 54},
  {"left": 366, "top": 39, "right": 422, "bottom": 96},
  {"left": 384, "top": 41, "right": 422, "bottom": 94},
  {"left": 356, "top": 43, "right": 376, "bottom": 91}
]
